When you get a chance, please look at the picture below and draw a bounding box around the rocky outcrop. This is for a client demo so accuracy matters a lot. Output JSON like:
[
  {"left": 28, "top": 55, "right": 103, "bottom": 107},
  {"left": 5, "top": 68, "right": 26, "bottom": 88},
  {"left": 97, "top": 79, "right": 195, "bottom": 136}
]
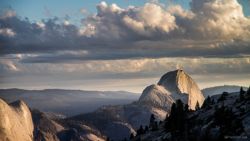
[
  {"left": 0, "top": 98, "right": 34, "bottom": 141},
  {"left": 139, "top": 69, "right": 205, "bottom": 110},
  {"left": 32, "top": 110, "right": 64, "bottom": 141},
  {"left": 32, "top": 109, "right": 106, "bottom": 141}
]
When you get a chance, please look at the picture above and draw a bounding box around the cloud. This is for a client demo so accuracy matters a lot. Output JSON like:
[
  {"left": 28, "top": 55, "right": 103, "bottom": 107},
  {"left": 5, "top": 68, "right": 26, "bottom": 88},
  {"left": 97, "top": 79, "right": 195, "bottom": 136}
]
[
  {"left": 0, "top": 59, "right": 19, "bottom": 72},
  {"left": 81, "top": 2, "right": 178, "bottom": 39},
  {"left": 81, "top": 0, "right": 250, "bottom": 40},
  {"left": 122, "top": 3, "right": 177, "bottom": 36},
  {"left": 2, "top": 57, "right": 250, "bottom": 80},
  {"left": 188, "top": 0, "right": 250, "bottom": 39},
  {"left": 0, "top": 0, "right": 250, "bottom": 63},
  {"left": 0, "top": 28, "right": 15, "bottom": 37}
]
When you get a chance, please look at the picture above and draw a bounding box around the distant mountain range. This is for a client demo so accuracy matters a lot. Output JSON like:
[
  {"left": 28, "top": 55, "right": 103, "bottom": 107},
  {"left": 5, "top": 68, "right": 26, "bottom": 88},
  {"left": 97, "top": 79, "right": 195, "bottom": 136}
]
[
  {"left": 202, "top": 85, "right": 248, "bottom": 97},
  {"left": 0, "top": 69, "right": 248, "bottom": 141},
  {"left": 0, "top": 89, "right": 139, "bottom": 116}
]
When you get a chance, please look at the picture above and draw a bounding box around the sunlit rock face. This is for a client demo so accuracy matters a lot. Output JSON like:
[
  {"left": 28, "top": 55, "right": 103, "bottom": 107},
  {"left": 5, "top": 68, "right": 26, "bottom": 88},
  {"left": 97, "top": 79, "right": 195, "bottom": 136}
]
[
  {"left": 0, "top": 99, "right": 34, "bottom": 141},
  {"left": 139, "top": 69, "right": 205, "bottom": 110},
  {"left": 138, "top": 84, "right": 175, "bottom": 109}
]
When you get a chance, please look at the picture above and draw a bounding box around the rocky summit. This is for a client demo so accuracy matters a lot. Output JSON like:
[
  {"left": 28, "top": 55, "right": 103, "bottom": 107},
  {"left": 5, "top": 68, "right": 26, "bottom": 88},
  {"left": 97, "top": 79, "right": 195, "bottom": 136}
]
[{"left": 139, "top": 69, "right": 205, "bottom": 110}]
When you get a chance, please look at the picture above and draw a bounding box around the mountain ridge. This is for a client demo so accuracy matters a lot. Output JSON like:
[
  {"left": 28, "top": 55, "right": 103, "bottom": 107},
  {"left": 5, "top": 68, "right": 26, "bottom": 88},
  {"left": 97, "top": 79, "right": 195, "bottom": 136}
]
[
  {"left": 0, "top": 89, "right": 139, "bottom": 116},
  {"left": 202, "top": 85, "right": 248, "bottom": 97}
]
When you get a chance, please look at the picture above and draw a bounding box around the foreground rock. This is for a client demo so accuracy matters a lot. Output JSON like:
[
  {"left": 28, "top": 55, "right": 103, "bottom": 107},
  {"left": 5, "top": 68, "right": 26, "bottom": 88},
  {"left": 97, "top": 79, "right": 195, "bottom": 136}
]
[
  {"left": 0, "top": 98, "right": 105, "bottom": 141},
  {"left": 0, "top": 99, "right": 34, "bottom": 141}
]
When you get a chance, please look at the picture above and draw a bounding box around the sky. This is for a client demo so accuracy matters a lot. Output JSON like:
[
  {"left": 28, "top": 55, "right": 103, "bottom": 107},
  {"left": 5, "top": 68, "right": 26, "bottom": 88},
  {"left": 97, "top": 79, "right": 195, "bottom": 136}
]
[{"left": 0, "top": 0, "right": 250, "bottom": 93}]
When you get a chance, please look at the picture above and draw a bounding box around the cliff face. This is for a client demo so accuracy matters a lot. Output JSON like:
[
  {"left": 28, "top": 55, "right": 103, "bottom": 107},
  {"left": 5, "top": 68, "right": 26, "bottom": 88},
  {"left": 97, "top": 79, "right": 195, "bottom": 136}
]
[
  {"left": 0, "top": 99, "right": 34, "bottom": 141},
  {"left": 139, "top": 69, "right": 205, "bottom": 110}
]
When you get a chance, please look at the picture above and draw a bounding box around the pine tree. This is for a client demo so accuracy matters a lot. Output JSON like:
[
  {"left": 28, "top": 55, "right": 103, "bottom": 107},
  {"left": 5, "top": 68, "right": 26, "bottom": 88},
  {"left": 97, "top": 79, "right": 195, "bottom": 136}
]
[
  {"left": 129, "top": 133, "right": 135, "bottom": 140},
  {"left": 144, "top": 126, "right": 149, "bottom": 132},
  {"left": 240, "top": 87, "right": 245, "bottom": 101},
  {"left": 184, "top": 104, "right": 189, "bottom": 112},
  {"left": 152, "top": 121, "right": 158, "bottom": 131},
  {"left": 202, "top": 96, "right": 211, "bottom": 109},
  {"left": 211, "top": 98, "right": 215, "bottom": 104},
  {"left": 136, "top": 125, "right": 144, "bottom": 136},
  {"left": 218, "top": 92, "right": 228, "bottom": 102},
  {"left": 165, "top": 100, "right": 186, "bottom": 133},
  {"left": 245, "top": 86, "right": 250, "bottom": 100},
  {"left": 159, "top": 121, "right": 163, "bottom": 125},
  {"left": 149, "top": 114, "right": 155, "bottom": 129},
  {"left": 247, "top": 86, "right": 250, "bottom": 96},
  {"left": 240, "top": 87, "right": 245, "bottom": 95},
  {"left": 213, "top": 105, "right": 243, "bottom": 138},
  {"left": 195, "top": 101, "right": 200, "bottom": 111},
  {"left": 206, "top": 96, "right": 211, "bottom": 103},
  {"left": 164, "top": 103, "right": 176, "bottom": 131},
  {"left": 176, "top": 100, "right": 185, "bottom": 131},
  {"left": 164, "top": 99, "right": 189, "bottom": 140}
]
